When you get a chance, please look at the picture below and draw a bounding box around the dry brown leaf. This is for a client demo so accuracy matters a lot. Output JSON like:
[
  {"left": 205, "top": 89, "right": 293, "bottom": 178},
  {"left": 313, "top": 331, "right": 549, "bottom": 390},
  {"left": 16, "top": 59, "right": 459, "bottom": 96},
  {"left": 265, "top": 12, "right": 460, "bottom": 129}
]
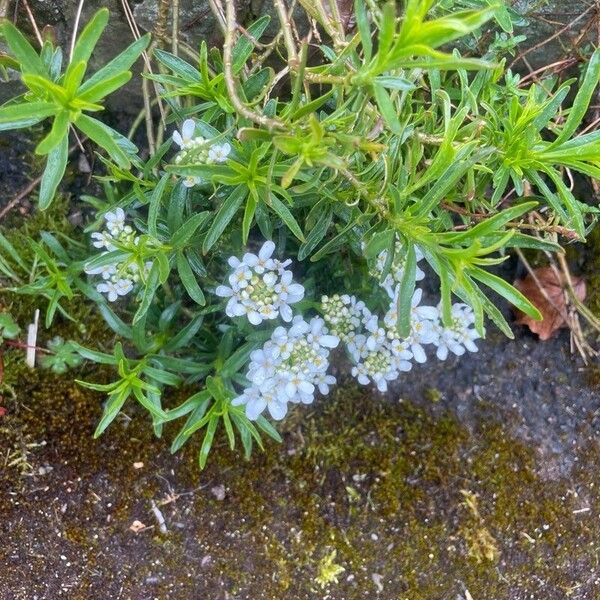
[{"left": 513, "top": 267, "right": 586, "bottom": 340}]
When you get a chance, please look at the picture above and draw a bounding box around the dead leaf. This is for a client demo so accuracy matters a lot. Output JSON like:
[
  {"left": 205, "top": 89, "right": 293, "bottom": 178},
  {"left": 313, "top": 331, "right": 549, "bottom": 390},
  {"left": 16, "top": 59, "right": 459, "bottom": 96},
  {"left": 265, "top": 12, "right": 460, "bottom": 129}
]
[
  {"left": 513, "top": 267, "right": 586, "bottom": 340},
  {"left": 129, "top": 520, "right": 147, "bottom": 533}
]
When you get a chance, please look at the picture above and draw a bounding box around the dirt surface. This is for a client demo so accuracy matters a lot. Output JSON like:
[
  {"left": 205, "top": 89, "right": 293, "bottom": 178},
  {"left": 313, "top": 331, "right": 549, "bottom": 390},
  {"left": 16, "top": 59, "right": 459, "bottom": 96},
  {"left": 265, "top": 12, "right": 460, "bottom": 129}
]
[{"left": 1, "top": 315, "right": 599, "bottom": 600}]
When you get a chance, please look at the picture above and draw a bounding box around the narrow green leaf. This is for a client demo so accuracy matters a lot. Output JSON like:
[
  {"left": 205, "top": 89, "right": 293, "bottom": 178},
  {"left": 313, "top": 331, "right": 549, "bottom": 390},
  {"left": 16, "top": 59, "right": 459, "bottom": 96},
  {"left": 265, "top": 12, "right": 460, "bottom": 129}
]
[
  {"left": 199, "top": 416, "right": 219, "bottom": 469},
  {"left": 552, "top": 48, "right": 600, "bottom": 147},
  {"left": 75, "top": 114, "right": 130, "bottom": 167},
  {"left": 373, "top": 83, "right": 401, "bottom": 134},
  {"left": 1, "top": 20, "right": 46, "bottom": 75},
  {"left": 170, "top": 397, "right": 213, "bottom": 452},
  {"left": 78, "top": 34, "right": 150, "bottom": 94},
  {"left": 222, "top": 411, "right": 235, "bottom": 450},
  {"left": 0, "top": 101, "right": 56, "bottom": 125},
  {"left": 39, "top": 133, "right": 69, "bottom": 209},
  {"left": 268, "top": 193, "right": 305, "bottom": 241},
  {"left": 148, "top": 173, "right": 170, "bottom": 237},
  {"left": 232, "top": 16, "right": 271, "bottom": 74},
  {"left": 298, "top": 205, "right": 333, "bottom": 261},
  {"left": 396, "top": 243, "right": 416, "bottom": 338},
  {"left": 355, "top": 0, "right": 372, "bottom": 61},
  {"left": 202, "top": 185, "right": 247, "bottom": 253},
  {"left": 177, "top": 252, "right": 206, "bottom": 305},
  {"left": 77, "top": 70, "right": 131, "bottom": 103},
  {"left": 132, "top": 386, "right": 168, "bottom": 421},
  {"left": 35, "top": 110, "right": 69, "bottom": 155},
  {"left": 470, "top": 266, "right": 542, "bottom": 320},
  {"left": 171, "top": 211, "right": 212, "bottom": 249},
  {"left": 133, "top": 261, "right": 160, "bottom": 324},
  {"left": 94, "top": 389, "right": 128, "bottom": 437},
  {"left": 242, "top": 195, "right": 257, "bottom": 244},
  {"left": 153, "top": 48, "right": 198, "bottom": 81}
]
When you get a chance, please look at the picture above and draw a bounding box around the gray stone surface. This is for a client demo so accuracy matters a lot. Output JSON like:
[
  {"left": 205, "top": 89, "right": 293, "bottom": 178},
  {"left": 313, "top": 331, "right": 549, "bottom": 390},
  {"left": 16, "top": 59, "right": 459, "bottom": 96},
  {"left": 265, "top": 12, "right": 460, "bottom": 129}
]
[{"left": 0, "top": 0, "right": 595, "bottom": 113}]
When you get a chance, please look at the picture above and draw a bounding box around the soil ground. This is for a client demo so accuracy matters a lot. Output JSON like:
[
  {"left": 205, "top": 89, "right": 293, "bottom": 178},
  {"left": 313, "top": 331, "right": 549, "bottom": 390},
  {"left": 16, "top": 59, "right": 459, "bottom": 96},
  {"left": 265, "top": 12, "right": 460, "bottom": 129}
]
[{"left": 0, "top": 324, "right": 599, "bottom": 600}]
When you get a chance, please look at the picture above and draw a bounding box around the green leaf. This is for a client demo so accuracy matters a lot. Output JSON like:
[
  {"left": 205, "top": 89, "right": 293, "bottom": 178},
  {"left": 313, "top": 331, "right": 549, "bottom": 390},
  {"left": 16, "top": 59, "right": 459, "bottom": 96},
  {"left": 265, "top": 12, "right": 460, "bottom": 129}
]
[
  {"left": 22, "top": 73, "right": 69, "bottom": 105},
  {"left": 440, "top": 201, "right": 538, "bottom": 243},
  {"left": 153, "top": 48, "right": 198, "bottom": 81},
  {"left": 39, "top": 133, "right": 69, "bottom": 209},
  {"left": 132, "top": 386, "right": 168, "bottom": 421},
  {"left": 94, "top": 389, "right": 129, "bottom": 437},
  {"left": 373, "top": 75, "right": 415, "bottom": 91},
  {"left": 171, "top": 397, "right": 213, "bottom": 452},
  {"left": 541, "top": 166, "right": 585, "bottom": 239},
  {"left": 364, "top": 229, "right": 394, "bottom": 259},
  {"left": 355, "top": 0, "right": 372, "bottom": 61},
  {"left": 70, "top": 8, "right": 109, "bottom": 67},
  {"left": 373, "top": 83, "right": 401, "bottom": 134},
  {"left": 133, "top": 261, "right": 160, "bottom": 324},
  {"left": 396, "top": 243, "right": 416, "bottom": 338},
  {"left": 0, "top": 101, "right": 56, "bottom": 125},
  {"left": 469, "top": 267, "right": 542, "bottom": 320},
  {"left": 0, "top": 20, "right": 46, "bottom": 76},
  {"left": 64, "top": 60, "right": 87, "bottom": 96},
  {"left": 163, "top": 313, "right": 204, "bottom": 352},
  {"left": 199, "top": 416, "right": 219, "bottom": 469},
  {"left": 232, "top": 16, "right": 271, "bottom": 74},
  {"left": 268, "top": 193, "right": 305, "bottom": 241},
  {"left": 298, "top": 205, "right": 333, "bottom": 261},
  {"left": 202, "top": 185, "right": 247, "bottom": 254},
  {"left": 552, "top": 48, "right": 600, "bottom": 147},
  {"left": 171, "top": 211, "right": 212, "bottom": 249},
  {"left": 147, "top": 173, "right": 170, "bottom": 237},
  {"left": 242, "top": 194, "right": 257, "bottom": 244},
  {"left": 78, "top": 34, "right": 150, "bottom": 94},
  {"left": 254, "top": 415, "right": 282, "bottom": 442},
  {"left": 35, "top": 110, "right": 69, "bottom": 155},
  {"left": 75, "top": 114, "right": 130, "bottom": 168},
  {"left": 77, "top": 70, "right": 132, "bottom": 103},
  {"left": 164, "top": 389, "right": 211, "bottom": 422},
  {"left": 0, "top": 232, "right": 27, "bottom": 270},
  {"left": 176, "top": 252, "right": 206, "bottom": 305}
]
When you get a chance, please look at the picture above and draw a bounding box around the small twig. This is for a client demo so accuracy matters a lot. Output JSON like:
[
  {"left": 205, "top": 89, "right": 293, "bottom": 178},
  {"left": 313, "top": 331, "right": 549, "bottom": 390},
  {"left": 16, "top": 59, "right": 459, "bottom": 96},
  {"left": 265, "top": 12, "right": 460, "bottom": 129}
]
[
  {"left": 21, "top": 0, "right": 43, "bottom": 48},
  {"left": 70, "top": 0, "right": 86, "bottom": 62},
  {"left": 207, "top": 0, "right": 227, "bottom": 35},
  {"left": 273, "top": 0, "right": 299, "bottom": 69},
  {"left": 0, "top": 142, "right": 79, "bottom": 222},
  {"left": 0, "top": 175, "right": 42, "bottom": 222},
  {"left": 221, "top": 0, "right": 284, "bottom": 130},
  {"left": 517, "top": 58, "right": 578, "bottom": 86}
]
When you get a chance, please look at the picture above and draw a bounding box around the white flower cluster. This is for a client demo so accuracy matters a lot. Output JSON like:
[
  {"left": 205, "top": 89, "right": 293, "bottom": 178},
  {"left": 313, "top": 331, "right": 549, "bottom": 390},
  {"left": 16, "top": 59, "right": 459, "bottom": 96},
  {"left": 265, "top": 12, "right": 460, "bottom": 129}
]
[
  {"left": 216, "top": 238, "right": 483, "bottom": 422},
  {"left": 86, "top": 208, "right": 152, "bottom": 302},
  {"left": 321, "top": 243, "right": 482, "bottom": 392},
  {"left": 215, "top": 241, "right": 305, "bottom": 325},
  {"left": 232, "top": 316, "right": 339, "bottom": 420},
  {"left": 172, "top": 119, "right": 231, "bottom": 188}
]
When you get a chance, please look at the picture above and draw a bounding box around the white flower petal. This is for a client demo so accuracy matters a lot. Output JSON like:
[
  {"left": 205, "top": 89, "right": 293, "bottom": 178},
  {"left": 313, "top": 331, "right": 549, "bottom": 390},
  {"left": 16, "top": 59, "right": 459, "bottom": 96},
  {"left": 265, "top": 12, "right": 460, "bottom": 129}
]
[{"left": 259, "top": 240, "right": 275, "bottom": 260}]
